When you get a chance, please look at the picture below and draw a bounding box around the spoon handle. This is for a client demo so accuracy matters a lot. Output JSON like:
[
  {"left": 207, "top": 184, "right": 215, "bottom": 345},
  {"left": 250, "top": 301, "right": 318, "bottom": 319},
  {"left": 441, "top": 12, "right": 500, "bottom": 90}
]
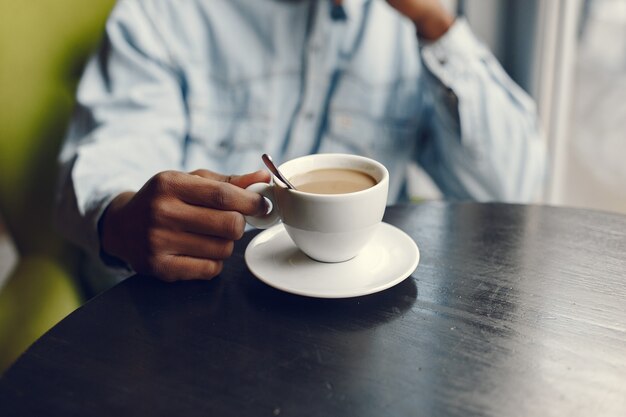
[{"left": 262, "top": 154, "right": 297, "bottom": 190}]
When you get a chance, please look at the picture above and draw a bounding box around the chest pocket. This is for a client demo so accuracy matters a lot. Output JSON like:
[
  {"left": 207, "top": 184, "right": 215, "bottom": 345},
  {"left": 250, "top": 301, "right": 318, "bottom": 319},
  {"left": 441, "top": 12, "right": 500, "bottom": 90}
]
[
  {"left": 186, "top": 75, "right": 276, "bottom": 159},
  {"left": 326, "top": 71, "right": 423, "bottom": 158}
]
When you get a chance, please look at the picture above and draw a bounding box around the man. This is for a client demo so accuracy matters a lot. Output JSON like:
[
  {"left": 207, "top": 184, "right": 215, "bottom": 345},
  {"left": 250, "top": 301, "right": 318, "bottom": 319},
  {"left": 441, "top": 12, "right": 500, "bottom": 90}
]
[{"left": 56, "top": 0, "right": 546, "bottom": 293}]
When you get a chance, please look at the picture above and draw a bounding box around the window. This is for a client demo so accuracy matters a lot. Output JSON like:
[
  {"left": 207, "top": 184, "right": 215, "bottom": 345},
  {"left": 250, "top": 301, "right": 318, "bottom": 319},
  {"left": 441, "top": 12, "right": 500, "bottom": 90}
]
[{"left": 559, "top": 0, "right": 626, "bottom": 213}]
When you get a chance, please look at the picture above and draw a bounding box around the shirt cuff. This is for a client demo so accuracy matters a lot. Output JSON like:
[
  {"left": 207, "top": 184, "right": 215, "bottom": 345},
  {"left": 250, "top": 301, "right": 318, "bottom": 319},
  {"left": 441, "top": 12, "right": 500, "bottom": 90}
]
[
  {"left": 83, "top": 191, "right": 134, "bottom": 273},
  {"left": 69, "top": 188, "right": 135, "bottom": 294},
  {"left": 419, "top": 17, "right": 488, "bottom": 88}
]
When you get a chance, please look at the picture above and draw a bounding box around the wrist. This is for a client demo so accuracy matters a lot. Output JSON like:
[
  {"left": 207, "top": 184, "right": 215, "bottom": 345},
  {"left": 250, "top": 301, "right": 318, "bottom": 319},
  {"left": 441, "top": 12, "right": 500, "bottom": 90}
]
[
  {"left": 413, "top": 8, "right": 454, "bottom": 41},
  {"left": 99, "top": 192, "right": 135, "bottom": 262}
]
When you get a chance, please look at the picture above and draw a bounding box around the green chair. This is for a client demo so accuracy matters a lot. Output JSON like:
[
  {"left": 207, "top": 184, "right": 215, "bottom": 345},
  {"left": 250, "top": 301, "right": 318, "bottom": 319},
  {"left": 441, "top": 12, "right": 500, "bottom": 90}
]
[{"left": 0, "top": 0, "right": 115, "bottom": 373}]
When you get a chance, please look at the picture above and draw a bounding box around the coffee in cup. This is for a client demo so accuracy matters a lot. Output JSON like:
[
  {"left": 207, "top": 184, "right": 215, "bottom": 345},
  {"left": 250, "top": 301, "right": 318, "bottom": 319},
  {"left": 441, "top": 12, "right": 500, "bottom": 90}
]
[
  {"left": 245, "top": 153, "right": 389, "bottom": 263},
  {"left": 289, "top": 168, "right": 377, "bottom": 195}
]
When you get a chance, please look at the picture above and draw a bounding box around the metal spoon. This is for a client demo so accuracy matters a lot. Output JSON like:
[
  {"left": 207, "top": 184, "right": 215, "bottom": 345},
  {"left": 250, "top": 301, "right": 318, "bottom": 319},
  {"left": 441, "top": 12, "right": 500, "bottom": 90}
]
[{"left": 262, "top": 153, "right": 297, "bottom": 190}]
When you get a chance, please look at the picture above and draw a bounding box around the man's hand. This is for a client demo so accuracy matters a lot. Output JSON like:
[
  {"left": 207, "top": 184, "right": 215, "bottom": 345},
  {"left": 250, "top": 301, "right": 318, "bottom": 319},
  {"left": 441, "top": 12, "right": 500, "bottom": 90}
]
[
  {"left": 99, "top": 169, "right": 270, "bottom": 282},
  {"left": 386, "top": 0, "right": 454, "bottom": 40},
  {"left": 335, "top": 0, "right": 454, "bottom": 40}
]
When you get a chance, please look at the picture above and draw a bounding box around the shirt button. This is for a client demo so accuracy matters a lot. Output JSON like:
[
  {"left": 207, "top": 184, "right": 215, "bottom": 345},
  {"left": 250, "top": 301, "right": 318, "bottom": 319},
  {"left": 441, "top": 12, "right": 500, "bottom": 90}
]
[
  {"left": 435, "top": 51, "right": 448, "bottom": 65},
  {"left": 337, "top": 115, "right": 352, "bottom": 128},
  {"left": 304, "top": 112, "right": 315, "bottom": 120},
  {"left": 309, "top": 39, "right": 322, "bottom": 52}
]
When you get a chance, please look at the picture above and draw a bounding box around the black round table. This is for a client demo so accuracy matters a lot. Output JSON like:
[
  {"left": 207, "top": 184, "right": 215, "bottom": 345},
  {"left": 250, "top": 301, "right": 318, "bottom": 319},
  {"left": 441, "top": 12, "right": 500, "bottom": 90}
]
[{"left": 1, "top": 203, "right": 625, "bottom": 417}]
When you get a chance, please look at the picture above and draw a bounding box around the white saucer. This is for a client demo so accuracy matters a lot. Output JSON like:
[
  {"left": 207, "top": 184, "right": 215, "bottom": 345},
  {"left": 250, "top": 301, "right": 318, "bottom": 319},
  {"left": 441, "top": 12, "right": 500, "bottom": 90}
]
[{"left": 245, "top": 222, "right": 419, "bottom": 298}]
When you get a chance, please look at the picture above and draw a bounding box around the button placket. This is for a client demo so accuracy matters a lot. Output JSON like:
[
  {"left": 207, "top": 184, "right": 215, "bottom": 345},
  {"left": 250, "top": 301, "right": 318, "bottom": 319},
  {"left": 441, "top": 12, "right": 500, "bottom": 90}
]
[{"left": 290, "top": 11, "right": 332, "bottom": 155}]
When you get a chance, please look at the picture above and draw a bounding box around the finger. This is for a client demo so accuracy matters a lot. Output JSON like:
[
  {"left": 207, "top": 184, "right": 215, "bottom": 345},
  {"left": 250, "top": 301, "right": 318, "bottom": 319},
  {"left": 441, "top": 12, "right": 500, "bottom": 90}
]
[
  {"left": 160, "top": 203, "right": 247, "bottom": 240},
  {"left": 177, "top": 175, "right": 268, "bottom": 216},
  {"left": 157, "top": 255, "right": 224, "bottom": 282},
  {"left": 158, "top": 229, "right": 235, "bottom": 260}
]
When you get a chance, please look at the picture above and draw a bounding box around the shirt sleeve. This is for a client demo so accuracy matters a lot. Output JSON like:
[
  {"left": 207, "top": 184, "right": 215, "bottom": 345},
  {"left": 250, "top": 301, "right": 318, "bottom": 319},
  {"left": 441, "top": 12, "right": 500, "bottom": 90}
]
[
  {"left": 415, "top": 17, "right": 547, "bottom": 202},
  {"left": 55, "top": 0, "right": 186, "bottom": 268}
]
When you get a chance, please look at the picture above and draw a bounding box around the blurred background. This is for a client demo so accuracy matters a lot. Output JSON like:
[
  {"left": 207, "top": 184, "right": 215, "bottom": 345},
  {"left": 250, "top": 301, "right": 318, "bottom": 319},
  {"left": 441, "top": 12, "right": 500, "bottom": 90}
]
[
  {"left": 1, "top": 0, "right": 625, "bottom": 370},
  {"left": 414, "top": 0, "right": 626, "bottom": 212},
  {"left": 0, "top": 0, "right": 116, "bottom": 371},
  {"left": 465, "top": 0, "right": 626, "bottom": 214}
]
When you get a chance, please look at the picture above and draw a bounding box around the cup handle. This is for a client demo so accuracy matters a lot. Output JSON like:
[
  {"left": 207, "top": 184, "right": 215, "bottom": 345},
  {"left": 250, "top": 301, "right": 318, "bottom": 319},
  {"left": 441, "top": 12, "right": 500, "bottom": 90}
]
[{"left": 244, "top": 182, "right": 281, "bottom": 229}]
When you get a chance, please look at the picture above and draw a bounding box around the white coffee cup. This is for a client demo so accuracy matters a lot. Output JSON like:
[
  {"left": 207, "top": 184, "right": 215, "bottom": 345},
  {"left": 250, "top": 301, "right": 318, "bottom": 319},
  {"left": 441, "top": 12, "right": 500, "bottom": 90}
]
[{"left": 245, "top": 153, "right": 389, "bottom": 263}]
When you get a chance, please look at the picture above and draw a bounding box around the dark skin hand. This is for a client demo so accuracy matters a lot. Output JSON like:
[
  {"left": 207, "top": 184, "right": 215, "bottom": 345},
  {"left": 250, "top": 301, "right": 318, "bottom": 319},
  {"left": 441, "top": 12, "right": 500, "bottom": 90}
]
[
  {"left": 100, "top": 169, "right": 270, "bottom": 282},
  {"left": 334, "top": 0, "right": 454, "bottom": 40},
  {"left": 386, "top": 0, "right": 454, "bottom": 40}
]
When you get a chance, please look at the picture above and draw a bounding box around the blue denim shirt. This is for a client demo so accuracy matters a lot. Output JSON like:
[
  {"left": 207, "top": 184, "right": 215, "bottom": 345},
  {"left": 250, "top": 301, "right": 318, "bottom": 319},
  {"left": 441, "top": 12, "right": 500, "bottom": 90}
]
[{"left": 57, "top": 0, "right": 546, "bottom": 290}]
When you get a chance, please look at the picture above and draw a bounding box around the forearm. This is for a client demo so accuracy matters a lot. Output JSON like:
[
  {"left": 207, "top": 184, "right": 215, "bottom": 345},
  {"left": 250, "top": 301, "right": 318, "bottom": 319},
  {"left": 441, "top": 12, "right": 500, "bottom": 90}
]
[
  {"left": 417, "top": 19, "right": 546, "bottom": 202},
  {"left": 55, "top": 0, "right": 189, "bottom": 262},
  {"left": 55, "top": 146, "right": 144, "bottom": 265}
]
